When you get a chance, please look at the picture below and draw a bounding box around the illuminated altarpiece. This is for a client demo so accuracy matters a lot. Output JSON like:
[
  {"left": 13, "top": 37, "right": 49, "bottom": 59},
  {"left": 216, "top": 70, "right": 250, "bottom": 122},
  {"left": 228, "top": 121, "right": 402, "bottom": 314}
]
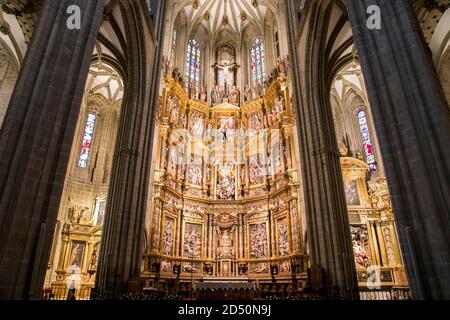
[
  {"left": 143, "top": 72, "right": 307, "bottom": 294},
  {"left": 46, "top": 63, "right": 408, "bottom": 300},
  {"left": 139, "top": 72, "right": 407, "bottom": 298}
]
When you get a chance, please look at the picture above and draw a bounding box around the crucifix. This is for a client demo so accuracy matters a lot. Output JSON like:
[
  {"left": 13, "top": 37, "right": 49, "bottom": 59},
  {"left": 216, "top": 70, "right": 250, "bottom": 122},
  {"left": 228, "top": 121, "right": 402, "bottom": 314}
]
[{"left": 213, "top": 62, "right": 239, "bottom": 98}]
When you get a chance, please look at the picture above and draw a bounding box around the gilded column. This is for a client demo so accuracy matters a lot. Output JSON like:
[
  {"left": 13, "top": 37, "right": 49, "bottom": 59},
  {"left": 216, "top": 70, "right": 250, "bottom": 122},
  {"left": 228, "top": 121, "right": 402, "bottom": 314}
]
[
  {"left": 375, "top": 222, "right": 389, "bottom": 267},
  {"left": 368, "top": 221, "right": 381, "bottom": 266},
  {"left": 175, "top": 208, "right": 182, "bottom": 257},
  {"left": 57, "top": 235, "right": 71, "bottom": 273},
  {"left": 238, "top": 213, "right": 244, "bottom": 260},
  {"left": 207, "top": 213, "right": 213, "bottom": 259},
  {"left": 389, "top": 223, "right": 403, "bottom": 267}
]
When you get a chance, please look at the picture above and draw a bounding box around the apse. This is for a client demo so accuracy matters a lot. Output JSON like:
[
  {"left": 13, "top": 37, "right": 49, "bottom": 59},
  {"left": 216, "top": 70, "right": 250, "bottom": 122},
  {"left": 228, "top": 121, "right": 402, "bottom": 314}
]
[{"left": 143, "top": 1, "right": 304, "bottom": 291}]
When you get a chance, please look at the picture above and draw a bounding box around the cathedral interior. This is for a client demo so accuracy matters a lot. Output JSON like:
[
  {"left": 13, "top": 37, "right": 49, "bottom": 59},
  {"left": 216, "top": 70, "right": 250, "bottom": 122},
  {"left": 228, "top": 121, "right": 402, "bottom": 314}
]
[{"left": 0, "top": 0, "right": 449, "bottom": 301}]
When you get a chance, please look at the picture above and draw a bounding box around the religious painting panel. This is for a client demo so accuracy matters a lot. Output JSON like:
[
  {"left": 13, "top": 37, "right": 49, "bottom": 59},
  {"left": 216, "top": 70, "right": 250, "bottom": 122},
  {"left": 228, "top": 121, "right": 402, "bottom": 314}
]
[
  {"left": 249, "top": 155, "right": 264, "bottom": 185},
  {"left": 216, "top": 164, "right": 235, "bottom": 200},
  {"left": 248, "top": 112, "right": 263, "bottom": 135},
  {"left": 167, "top": 146, "right": 178, "bottom": 178},
  {"left": 249, "top": 222, "right": 268, "bottom": 259},
  {"left": 277, "top": 217, "right": 290, "bottom": 257},
  {"left": 184, "top": 223, "right": 202, "bottom": 258},
  {"left": 217, "top": 117, "right": 235, "bottom": 141},
  {"left": 68, "top": 241, "right": 86, "bottom": 270},
  {"left": 189, "top": 112, "right": 205, "bottom": 137},
  {"left": 187, "top": 164, "right": 202, "bottom": 186},
  {"left": 350, "top": 225, "right": 371, "bottom": 268},
  {"left": 162, "top": 217, "right": 175, "bottom": 256},
  {"left": 279, "top": 260, "right": 291, "bottom": 273},
  {"left": 344, "top": 180, "right": 361, "bottom": 206},
  {"left": 268, "top": 96, "right": 286, "bottom": 127}
]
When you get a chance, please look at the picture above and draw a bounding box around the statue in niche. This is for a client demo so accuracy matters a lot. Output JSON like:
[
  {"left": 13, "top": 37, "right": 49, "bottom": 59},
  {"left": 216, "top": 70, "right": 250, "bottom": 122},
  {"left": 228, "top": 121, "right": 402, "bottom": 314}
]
[
  {"left": 229, "top": 86, "right": 240, "bottom": 104},
  {"left": 68, "top": 206, "right": 90, "bottom": 224},
  {"left": 212, "top": 85, "right": 224, "bottom": 104},
  {"left": 189, "top": 82, "right": 197, "bottom": 99},
  {"left": 211, "top": 87, "right": 216, "bottom": 104},
  {"left": 252, "top": 82, "right": 262, "bottom": 99},
  {"left": 200, "top": 87, "right": 207, "bottom": 102},
  {"left": 172, "top": 67, "right": 182, "bottom": 84},
  {"left": 244, "top": 85, "right": 252, "bottom": 102},
  {"left": 277, "top": 57, "right": 287, "bottom": 75},
  {"left": 339, "top": 144, "right": 349, "bottom": 157},
  {"left": 216, "top": 164, "right": 235, "bottom": 200},
  {"left": 214, "top": 213, "right": 238, "bottom": 259}
]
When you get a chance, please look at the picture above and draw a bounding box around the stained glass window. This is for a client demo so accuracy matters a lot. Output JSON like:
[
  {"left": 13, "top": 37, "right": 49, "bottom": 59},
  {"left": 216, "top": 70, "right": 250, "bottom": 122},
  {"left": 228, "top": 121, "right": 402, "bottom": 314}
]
[
  {"left": 185, "top": 38, "right": 201, "bottom": 96},
  {"left": 78, "top": 113, "right": 96, "bottom": 168},
  {"left": 250, "top": 37, "right": 266, "bottom": 86},
  {"left": 357, "top": 110, "right": 377, "bottom": 172}
]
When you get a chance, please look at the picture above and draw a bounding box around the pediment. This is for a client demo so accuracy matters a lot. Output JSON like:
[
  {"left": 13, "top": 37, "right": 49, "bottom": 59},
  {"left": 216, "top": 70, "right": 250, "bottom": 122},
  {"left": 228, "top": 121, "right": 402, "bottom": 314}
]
[{"left": 211, "top": 103, "right": 240, "bottom": 112}]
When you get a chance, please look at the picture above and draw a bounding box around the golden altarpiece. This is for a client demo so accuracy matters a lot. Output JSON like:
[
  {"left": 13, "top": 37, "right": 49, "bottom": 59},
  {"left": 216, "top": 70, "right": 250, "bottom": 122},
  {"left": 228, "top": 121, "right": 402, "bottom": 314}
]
[
  {"left": 47, "top": 69, "right": 408, "bottom": 300},
  {"left": 142, "top": 71, "right": 308, "bottom": 294}
]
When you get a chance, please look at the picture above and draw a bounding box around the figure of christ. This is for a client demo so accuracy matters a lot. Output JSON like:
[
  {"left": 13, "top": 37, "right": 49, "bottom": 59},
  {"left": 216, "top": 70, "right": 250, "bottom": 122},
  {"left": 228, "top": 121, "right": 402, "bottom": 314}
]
[{"left": 216, "top": 62, "right": 237, "bottom": 98}]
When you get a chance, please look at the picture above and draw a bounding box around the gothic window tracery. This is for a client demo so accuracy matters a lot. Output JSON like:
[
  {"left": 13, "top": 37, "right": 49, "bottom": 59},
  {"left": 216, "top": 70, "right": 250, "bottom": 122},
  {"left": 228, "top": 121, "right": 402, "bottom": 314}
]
[
  {"left": 357, "top": 109, "right": 377, "bottom": 172},
  {"left": 250, "top": 37, "right": 265, "bottom": 86},
  {"left": 78, "top": 113, "right": 96, "bottom": 168},
  {"left": 186, "top": 38, "right": 201, "bottom": 97}
]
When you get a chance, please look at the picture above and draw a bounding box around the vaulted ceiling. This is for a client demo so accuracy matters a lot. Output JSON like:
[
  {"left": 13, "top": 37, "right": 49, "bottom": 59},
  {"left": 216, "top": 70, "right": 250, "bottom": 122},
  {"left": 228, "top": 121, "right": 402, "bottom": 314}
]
[{"left": 176, "top": 0, "right": 277, "bottom": 36}]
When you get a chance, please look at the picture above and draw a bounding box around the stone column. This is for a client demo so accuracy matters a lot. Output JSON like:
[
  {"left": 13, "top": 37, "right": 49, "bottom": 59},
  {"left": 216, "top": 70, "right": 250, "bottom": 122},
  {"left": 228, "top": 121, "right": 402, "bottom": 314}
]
[
  {"left": 95, "top": 0, "right": 167, "bottom": 298},
  {"left": 347, "top": 0, "right": 450, "bottom": 299},
  {"left": 0, "top": 0, "right": 105, "bottom": 299},
  {"left": 284, "top": 1, "right": 358, "bottom": 299}
]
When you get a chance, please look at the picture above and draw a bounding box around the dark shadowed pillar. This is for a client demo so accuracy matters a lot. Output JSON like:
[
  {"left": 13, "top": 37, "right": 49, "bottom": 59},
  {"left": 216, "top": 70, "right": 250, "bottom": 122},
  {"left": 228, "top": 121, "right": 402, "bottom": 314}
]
[
  {"left": 347, "top": 0, "right": 450, "bottom": 299},
  {"left": 0, "top": 0, "right": 105, "bottom": 299},
  {"left": 284, "top": 0, "right": 358, "bottom": 299},
  {"left": 95, "top": 0, "right": 167, "bottom": 298}
]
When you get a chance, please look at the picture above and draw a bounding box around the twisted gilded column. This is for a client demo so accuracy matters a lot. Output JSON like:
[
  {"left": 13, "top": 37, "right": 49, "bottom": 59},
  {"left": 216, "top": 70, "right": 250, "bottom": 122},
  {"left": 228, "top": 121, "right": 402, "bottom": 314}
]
[
  {"left": 0, "top": 0, "right": 105, "bottom": 299},
  {"left": 347, "top": 0, "right": 450, "bottom": 299}
]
